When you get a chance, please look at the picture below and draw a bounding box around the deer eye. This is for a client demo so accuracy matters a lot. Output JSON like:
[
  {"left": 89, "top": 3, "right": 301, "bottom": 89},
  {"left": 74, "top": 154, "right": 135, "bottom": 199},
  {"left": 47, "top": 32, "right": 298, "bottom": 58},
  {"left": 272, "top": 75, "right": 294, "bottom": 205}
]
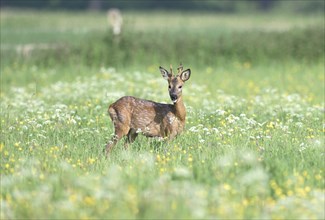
[
  {"left": 178, "top": 85, "right": 182, "bottom": 89},
  {"left": 168, "top": 85, "right": 171, "bottom": 89}
]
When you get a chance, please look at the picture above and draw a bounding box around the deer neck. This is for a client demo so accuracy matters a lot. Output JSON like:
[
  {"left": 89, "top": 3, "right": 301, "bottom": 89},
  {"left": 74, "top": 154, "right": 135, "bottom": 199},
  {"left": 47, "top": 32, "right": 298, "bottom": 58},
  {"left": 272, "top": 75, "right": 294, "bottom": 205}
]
[{"left": 173, "top": 96, "right": 186, "bottom": 121}]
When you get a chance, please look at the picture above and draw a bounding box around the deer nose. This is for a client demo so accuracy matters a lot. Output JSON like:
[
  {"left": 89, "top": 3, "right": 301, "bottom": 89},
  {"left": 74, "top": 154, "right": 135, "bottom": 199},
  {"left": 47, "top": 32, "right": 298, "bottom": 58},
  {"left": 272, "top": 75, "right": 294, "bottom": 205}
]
[{"left": 170, "top": 94, "right": 178, "bottom": 102}]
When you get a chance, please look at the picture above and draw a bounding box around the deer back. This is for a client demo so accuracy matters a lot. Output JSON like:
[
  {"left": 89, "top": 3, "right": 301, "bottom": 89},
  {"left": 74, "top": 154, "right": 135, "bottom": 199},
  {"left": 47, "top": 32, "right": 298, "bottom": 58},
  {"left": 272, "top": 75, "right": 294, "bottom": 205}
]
[{"left": 109, "top": 96, "right": 185, "bottom": 138}]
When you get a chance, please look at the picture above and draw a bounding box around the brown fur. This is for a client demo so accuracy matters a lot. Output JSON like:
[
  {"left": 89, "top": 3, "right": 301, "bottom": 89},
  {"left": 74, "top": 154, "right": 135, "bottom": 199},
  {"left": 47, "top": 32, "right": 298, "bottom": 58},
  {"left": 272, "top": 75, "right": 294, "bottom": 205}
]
[{"left": 105, "top": 64, "right": 191, "bottom": 155}]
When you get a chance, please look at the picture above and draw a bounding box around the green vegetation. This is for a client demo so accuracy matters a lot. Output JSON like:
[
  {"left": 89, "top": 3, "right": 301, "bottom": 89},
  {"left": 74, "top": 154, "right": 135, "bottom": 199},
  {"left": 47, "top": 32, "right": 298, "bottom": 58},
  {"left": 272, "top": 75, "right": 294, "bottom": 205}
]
[{"left": 1, "top": 10, "right": 324, "bottom": 219}]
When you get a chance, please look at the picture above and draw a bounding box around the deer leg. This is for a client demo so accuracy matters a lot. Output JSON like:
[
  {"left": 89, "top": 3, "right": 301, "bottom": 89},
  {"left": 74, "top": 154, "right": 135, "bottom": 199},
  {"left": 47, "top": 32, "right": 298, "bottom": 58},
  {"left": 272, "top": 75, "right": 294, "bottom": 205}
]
[
  {"left": 124, "top": 129, "right": 138, "bottom": 149},
  {"left": 105, "top": 123, "right": 129, "bottom": 156},
  {"left": 105, "top": 134, "right": 119, "bottom": 155}
]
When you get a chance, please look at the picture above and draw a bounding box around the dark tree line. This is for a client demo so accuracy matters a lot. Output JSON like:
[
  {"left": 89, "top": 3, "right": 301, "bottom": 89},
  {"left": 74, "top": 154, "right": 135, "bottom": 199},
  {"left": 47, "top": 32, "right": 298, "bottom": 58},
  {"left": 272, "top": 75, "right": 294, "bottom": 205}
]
[{"left": 1, "top": 0, "right": 324, "bottom": 13}]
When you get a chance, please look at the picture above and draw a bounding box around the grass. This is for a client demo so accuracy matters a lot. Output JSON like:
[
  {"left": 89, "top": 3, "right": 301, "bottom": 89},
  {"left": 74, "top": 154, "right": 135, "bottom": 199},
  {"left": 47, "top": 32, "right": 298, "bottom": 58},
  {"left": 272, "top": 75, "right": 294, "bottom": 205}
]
[{"left": 1, "top": 9, "right": 324, "bottom": 219}]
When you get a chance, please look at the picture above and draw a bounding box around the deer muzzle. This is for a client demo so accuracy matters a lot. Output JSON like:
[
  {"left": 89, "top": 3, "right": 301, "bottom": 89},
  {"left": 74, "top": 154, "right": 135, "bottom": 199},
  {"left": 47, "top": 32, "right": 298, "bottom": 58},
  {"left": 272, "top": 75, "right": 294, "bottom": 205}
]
[{"left": 170, "top": 94, "right": 178, "bottom": 103}]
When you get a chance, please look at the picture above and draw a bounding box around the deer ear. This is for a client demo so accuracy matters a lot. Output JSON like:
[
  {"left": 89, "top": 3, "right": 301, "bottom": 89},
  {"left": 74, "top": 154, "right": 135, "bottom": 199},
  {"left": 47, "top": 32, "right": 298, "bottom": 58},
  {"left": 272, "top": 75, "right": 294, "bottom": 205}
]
[
  {"left": 180, "top": 69, "right": 191, "bottom": 82},
  {"left": 159, "top": 66, "right": 171, "bottom": 80}
]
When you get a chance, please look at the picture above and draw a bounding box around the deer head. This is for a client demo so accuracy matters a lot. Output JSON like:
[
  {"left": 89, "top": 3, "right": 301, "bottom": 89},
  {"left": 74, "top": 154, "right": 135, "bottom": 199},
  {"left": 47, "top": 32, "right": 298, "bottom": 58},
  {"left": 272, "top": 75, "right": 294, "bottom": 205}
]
[{"left": 159, "top": 63, "right": 191, "bottom": 104}]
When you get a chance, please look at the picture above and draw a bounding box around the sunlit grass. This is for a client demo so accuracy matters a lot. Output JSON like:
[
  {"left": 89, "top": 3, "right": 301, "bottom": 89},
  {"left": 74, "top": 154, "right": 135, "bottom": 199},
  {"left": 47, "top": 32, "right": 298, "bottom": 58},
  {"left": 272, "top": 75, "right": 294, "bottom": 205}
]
[
  {"left": 0, "top": 10, "right": 324, "bottom": 219},
  {"left": 1, "top": 65, "right": 324, "bottom": 219}
]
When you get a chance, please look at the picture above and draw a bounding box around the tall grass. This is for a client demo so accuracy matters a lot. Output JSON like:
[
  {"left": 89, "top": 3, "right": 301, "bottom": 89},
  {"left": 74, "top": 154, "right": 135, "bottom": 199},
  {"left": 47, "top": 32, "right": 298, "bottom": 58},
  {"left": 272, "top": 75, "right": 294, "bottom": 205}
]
[
  {"left": 1, "top": 10, "right": 324, "bottom": 68},
  {"left": 1, "top": 10, "right": 324, "bottom": 219},
  {"left": 2, "top": 20, "right": 324, "bottom": 68}
]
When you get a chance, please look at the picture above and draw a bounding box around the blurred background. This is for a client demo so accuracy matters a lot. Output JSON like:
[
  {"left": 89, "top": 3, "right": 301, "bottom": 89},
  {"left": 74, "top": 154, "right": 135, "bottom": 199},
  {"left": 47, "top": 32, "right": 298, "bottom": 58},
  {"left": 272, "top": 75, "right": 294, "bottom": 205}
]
[
  {"left": 1, "top": 0, "right": 324, "bottom": 65},
  {"left": 1, "top": 0, "right": 324, "bottom": 97},
  {"left": 1, "top": 0, "right": 324, "bottom": 12}
]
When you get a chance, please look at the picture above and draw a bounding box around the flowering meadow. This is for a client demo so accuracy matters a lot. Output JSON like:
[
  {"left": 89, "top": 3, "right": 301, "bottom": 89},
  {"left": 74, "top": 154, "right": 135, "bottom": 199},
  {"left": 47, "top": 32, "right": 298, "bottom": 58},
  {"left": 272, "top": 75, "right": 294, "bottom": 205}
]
[{"left": 1, "top": 10, "right": 324, "bottom": 219}]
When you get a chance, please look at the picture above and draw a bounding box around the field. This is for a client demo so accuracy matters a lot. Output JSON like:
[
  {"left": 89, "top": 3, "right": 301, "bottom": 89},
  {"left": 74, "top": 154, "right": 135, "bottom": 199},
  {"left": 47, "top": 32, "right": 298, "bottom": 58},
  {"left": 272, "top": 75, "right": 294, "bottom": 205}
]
[{"left": 1, "top": 10, "right": 324, "bottom": 219}]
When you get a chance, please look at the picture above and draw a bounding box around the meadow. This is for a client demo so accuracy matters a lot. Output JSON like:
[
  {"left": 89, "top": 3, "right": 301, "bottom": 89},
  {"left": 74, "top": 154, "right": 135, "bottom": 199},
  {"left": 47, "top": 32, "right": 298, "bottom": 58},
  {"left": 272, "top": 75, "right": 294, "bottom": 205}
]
[{"left": 0, "top": 10, "right": 324, "bottom": 219}]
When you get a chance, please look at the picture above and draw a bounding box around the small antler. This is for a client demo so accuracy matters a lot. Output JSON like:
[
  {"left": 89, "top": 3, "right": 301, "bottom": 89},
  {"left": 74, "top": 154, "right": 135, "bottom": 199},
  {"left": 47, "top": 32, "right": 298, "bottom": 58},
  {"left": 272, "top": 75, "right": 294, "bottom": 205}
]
[
  {"left": 177, "top": 63, "right": 183, "bottom": 74},
  {"left": 170, "top": 64, "right": 173, "bottom": 75}
]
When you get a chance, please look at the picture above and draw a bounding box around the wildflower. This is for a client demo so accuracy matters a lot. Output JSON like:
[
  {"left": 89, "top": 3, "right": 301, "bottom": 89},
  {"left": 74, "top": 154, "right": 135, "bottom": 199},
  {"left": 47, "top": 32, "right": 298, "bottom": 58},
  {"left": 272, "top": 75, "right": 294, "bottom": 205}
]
[
  {"left": 223, "top": 184, "right": 231, "bottom": 191},
  {"left": 160, "top": 168, "right": 166, "bottom": 174},
  {"left": 215, "top": 109, "right": 226, "bottom": 116},
  {"left": 171, "top": 201, "right": 177, "bottom": 210},
  {"left": 267, "top": 121, "right": 275, "bottom": 129},
  {"left": 87, "top": 158, "right": 96, "bottom": 165},
  {"left": 242, "top": 199, "right": 249, "bottom": 207},
  {"left": 84, "top": 196, "right": 95, "bottom": 206},
  {"left": 315, "top": 174, "right": 322, "bottom": 180}
]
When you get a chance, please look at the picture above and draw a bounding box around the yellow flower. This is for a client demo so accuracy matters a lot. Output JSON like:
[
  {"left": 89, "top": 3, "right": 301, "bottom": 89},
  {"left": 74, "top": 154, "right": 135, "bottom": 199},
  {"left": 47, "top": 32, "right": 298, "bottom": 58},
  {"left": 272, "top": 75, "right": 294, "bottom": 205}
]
[
  {"left": 84, "top": 196, "right": 95, "bottom": 206},
  {"left": 69, "top": 194, "right": 77, "bottom": 203},
  {"left": 242, "top": 199, "right": 249, "bottom": 207},
  {"left": 267, "top": 121, "right": 275, "bottom": 129},
  {"left": 286, "top": 179, "right": 292, "bottom": 186},
  {"left": 87, "top": 158, "right": 96, "bottom": 165},
  {"left": 315, "top": 174, "right": 322, "bottom": 180},
  {"left": 270, "top": 180, "right": 277, "bottom": 188},
  {"left": 296, "top": 187, "right": 307, "bottom": 197},
  {"left": 304, "top": 186, "right": 311, "bottom": 193},
  {"left": 171, "top": 201, "right": 177, "bottom": 210},
  {"left": 275, "top": 188, "right": 283, "bottom": 197},
  {"left": 223, "top": 184, "right": 231, "bottom": 191},
  {"left": 160, "top": 168, "right": 165, "bottom": 174}
]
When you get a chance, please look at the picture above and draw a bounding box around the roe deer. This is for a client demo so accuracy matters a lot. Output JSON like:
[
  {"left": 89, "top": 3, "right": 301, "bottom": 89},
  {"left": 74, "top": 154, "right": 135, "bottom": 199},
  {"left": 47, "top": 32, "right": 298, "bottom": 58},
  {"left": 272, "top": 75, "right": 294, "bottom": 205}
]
[
  {"left": 107, "top": 8, "right": 123, "bottom": 35},
  {"left": 105, "top": 64, "right": 191, "bottom": 155}
]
